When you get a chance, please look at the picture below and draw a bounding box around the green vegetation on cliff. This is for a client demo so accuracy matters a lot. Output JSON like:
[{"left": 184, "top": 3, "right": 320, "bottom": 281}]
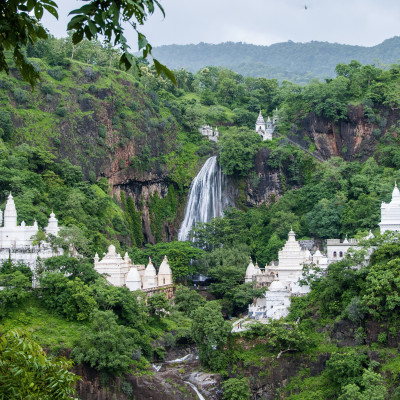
[{"left": 3, "top": 32, "right": 400, "bottom": 400}]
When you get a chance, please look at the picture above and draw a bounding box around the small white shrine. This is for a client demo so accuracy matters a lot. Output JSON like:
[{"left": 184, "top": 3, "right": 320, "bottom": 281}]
[
  {"left": 379, "top": 182, "right": 400, "bottom": 234},
  {"left": 255, "top": 111, "right": 276, "bottom": 141},
  {"left": 248, "top": 280, "right": 291, "bottom": 320},
  {"left": 94, "top": 246, "right": 173, "bottom": 291},
  {"left": 199, "top": 125, "right": 219, "bottom": 142},
  {"left": 0, "top": 193, "right": 63, "bottom": 270},
  {"left": 326, "top": 235, "right": 359, "bottom": 264}
]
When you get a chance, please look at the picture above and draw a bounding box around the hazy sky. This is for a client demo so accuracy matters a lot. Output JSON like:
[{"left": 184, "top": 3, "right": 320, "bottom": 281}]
[{"left": 41, "top": 0, "right": 400, "bottom": 48}]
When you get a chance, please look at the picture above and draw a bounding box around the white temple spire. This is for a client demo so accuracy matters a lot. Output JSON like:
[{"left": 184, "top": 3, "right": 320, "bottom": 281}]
[{"left": 4, "top": 192, "right": 17, "bottom": 227}]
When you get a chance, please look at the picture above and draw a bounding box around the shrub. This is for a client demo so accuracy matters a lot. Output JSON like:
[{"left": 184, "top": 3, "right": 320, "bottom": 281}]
[
  {"left": 55, "top": 106, "right": 67, "bottom": 117},
  {"left": 98, "top": 124, "right": 107, "bottom": 138},
  {"left": 0, "top": 110, "right": 13, "bottom": 140},
  {"left": 84, "top": 67, "right": 96, "bottom": 80},
  {"left": 71, "top": 310, "right": 147, "bottom": 376},
  {"left": 40, "top": 84, "right": 54, "bottom": 95},
  {"left": 13, "top": 88, "right": 27, "bottom": 104},
  {"left": 222, "top": 378, "right": 251, "bottom": 400},
  {"left": 47, "top": 67, "right": 65, "bottom": 81}
]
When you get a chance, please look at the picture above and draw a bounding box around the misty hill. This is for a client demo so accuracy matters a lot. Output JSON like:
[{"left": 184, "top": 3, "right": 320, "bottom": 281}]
[{"left": 151, "top": 37, "right": 400, "bottom": 84}]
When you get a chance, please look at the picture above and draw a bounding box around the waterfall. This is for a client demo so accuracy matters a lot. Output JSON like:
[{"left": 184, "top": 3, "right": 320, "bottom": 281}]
[{"left": 178, "top": 156, "right": 232, "bottom": 241}]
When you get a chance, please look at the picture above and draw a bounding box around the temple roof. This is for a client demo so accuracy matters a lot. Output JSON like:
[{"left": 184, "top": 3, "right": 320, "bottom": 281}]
[
  {"left": 245, "top": 257, "right": 259, "bottom": 278},
  {"left": 158, "top": 255, "right": 172, "bottom": 275},
  {"left": 392, "top": 182, "right": 400, "bottom": 203},
  {"left": 256, "top": 110, "right": 265, "bottom": 125},
  {"left": 269, "top": 280, "right": 287, "bottom": 291},
  {"left": 144, "top": 257, "right": 156, "bottom": 276},
  {"left": 126, "top": 267, "right": 141, "bottom": 283}
]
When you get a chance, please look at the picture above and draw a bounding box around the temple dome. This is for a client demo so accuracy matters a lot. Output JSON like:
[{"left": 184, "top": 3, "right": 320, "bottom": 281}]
[
  {"left": 144, "top": 258, "right": 156, "bottom": 276},
  {"left": 245, "top": 257, "right": 259, "bottom": 282},
  {"left": 126, "top": 267, "right": 141, "bottom": 283},
  {"left": 269, "top": 280, "right": 286, "bottom": 291},
  {"left": 158, "top": 255, "right": 172, "bottom": 276},
  {"left": 313, "top": 249, "right": 322, "bottom": 257}
]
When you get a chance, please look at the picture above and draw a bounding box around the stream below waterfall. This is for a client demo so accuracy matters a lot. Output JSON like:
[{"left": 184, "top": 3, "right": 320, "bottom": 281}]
[
  {"left": 151, "top": 352, "right": 215, "bottom": 400},
  {"left": 185, "top": 381, "right": 207, "bottom": 400},
  {"left": 178, "top": 156, "right": 233, "bottom": 241}
]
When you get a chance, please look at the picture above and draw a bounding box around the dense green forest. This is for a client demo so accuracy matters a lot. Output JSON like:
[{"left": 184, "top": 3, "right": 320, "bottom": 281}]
[
  {"left": 2, "top": 35, "right": 400, "bottom": 399},
  {"left": 151, "top": 37, "right": 400, "bottom": 84}
]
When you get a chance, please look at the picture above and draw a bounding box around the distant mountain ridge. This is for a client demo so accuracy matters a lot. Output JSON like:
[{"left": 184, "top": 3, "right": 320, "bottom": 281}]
[{"left": 151, "top": 37, "right": 400, "bottom": 84}]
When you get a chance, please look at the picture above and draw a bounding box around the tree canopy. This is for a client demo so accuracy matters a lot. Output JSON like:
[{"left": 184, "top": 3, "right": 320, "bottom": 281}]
[{"left": 0, "top": 0, "right": 175, "bottom": 87}]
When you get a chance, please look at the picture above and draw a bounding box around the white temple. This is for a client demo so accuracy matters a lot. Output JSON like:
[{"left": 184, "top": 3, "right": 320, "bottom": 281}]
[
  {"left": 255, "top": 111, "right": 276, "bottom": 141},
  {"left": 248, "top": 183, "right": 400, "bottom": 321},
  {"left": 199, "top": 125, "right": 219, "bottom": 142},
  {"left": 248, "top": 229, "right": 328, "bottom": 320},
  {"left": 94, "top": 246, "right": 173, "bottom": 291},
  {"left": 248, "top": 280, "right": 291, "bottom": 320},
  {"left": 0, "top": 193, "right": 63, "bottom": 271},
  {"left": 379, "top": 182, "right": 400, "bottom": 234}
]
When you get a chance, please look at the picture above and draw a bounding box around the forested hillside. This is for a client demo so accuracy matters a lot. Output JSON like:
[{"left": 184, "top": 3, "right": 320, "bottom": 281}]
[
  {"left": 3, "top": 34, "right": 400, "bottom": 399},
  {"left": 151, "top": 37, "right": 400, "bottom": 83}
]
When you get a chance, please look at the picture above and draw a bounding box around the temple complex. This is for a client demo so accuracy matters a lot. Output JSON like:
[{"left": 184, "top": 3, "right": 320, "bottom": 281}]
[
  {"left": 94, "top": 245, "right": 174, "bottom": 295},
  {"left": 248, "top": 183, "right": 400, "bottom": 321},
  {"left": 255, "top": 110, "right": 276, "bottom": 140},
  {"left": 199, "top": 125, "right": 219, "bottom": 142},
  {"left": 247, "top": 229, "right": 328, "bottom": 320},
  {"left": 0, "top": 193, "right": 63, "bottom": 271}
]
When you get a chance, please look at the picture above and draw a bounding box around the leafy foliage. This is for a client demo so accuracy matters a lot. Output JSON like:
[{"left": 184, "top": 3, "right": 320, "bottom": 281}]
[
  {"left": 71, "top": 310, "right": 150, "bottom": 376},
  {"left": 174, "top": 286, "right": 205, "bottom": 317},
  {"left": 147, "top": 292, "right": 170, "bottom": 317},
  {"left": 0, "top": 270, "right": 31, "bottom": 317},
  {"left": 222, "top": 377, "right": 251, "bottom": 400},
  {"left": 191, "top": 301, "right": 231, "bottom": 371},
  {"left": 217, "top": 127, "right": 262, "bottom": 176},
  {"left": 1, "top": 0, "right": 176, "bottom": 86},
  {"left": 0, "top": 329, "right": 78, "bottom": 399}
]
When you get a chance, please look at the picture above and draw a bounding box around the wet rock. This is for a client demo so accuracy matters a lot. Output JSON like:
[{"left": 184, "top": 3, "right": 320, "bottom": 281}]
[{"left": 186, "top": 371, "right": 223, "bottom": 400}]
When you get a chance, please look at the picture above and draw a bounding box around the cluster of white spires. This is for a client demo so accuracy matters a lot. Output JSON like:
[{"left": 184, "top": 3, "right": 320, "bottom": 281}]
[
  {"left": 94, "top": 245, "right": 173, "bottom": 291},
  {"left": 1, "top": 182, "right": 400, "bottom": 304},
  {"left": 247, "top": 183, "right": 400, "bottom": 320},
  {"left": 0, "top": 192, "right": 59, "bottom": 249}
]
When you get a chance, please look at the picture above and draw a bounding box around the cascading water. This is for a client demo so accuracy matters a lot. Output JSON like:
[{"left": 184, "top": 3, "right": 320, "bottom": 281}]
[{"left": 178, "top": 156, "right": 232, "bottom": 241}]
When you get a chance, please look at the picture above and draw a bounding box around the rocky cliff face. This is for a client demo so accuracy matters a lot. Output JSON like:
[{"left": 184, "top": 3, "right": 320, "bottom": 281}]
[
  {"left": 74, "top": 347, "right": 222, "bottom": 400},
  {"left": 244, "top": 105, "right": 400, "bottom": 208},
  {"left": 288, "top": 105, "right": 400, "bottom": 162},
  {"left": 245, "top": 147, "right": 282, "bottom": 206}
]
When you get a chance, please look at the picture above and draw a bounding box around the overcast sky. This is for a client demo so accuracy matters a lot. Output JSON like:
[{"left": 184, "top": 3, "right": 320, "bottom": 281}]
[{"left": 41, "top": 0, "right": 400, "bottom": 49}]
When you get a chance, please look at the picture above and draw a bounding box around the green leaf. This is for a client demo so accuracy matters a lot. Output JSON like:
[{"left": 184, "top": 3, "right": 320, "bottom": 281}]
[
  {"left": 26, "top": 0, "right": 37, "bottom": 12},
  {"left": 72, "top": 30, "right": 84, "bottom": 45},
  {"left": 34, "top": 4, "right": 43, "bottom": 20},
  {"left": 153, "top": 0, "right": 165, "bottom": 17},
  {"left": 88, "top": 20, "right": 98, "bottom": 37},
  {"left": 42, "top": 4, "right": 58, "bottom": 19},
  {"left": 68, "top": 4, "right": 96, "bottom": 16},
  {"left": 42, "top": 0, "right": 58, "bottom": 7},
  {"left": 94, "top": 12, "right": 105, "bottom": 29},
  {"left": 67, "top": 14, "right": 87, "bottom": 30},
  {"left": 153, "top": 58, "right": 177, "bottom": 86},
  {"left": 137, "top": 33, "right": 148, "bottom": 50}
]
